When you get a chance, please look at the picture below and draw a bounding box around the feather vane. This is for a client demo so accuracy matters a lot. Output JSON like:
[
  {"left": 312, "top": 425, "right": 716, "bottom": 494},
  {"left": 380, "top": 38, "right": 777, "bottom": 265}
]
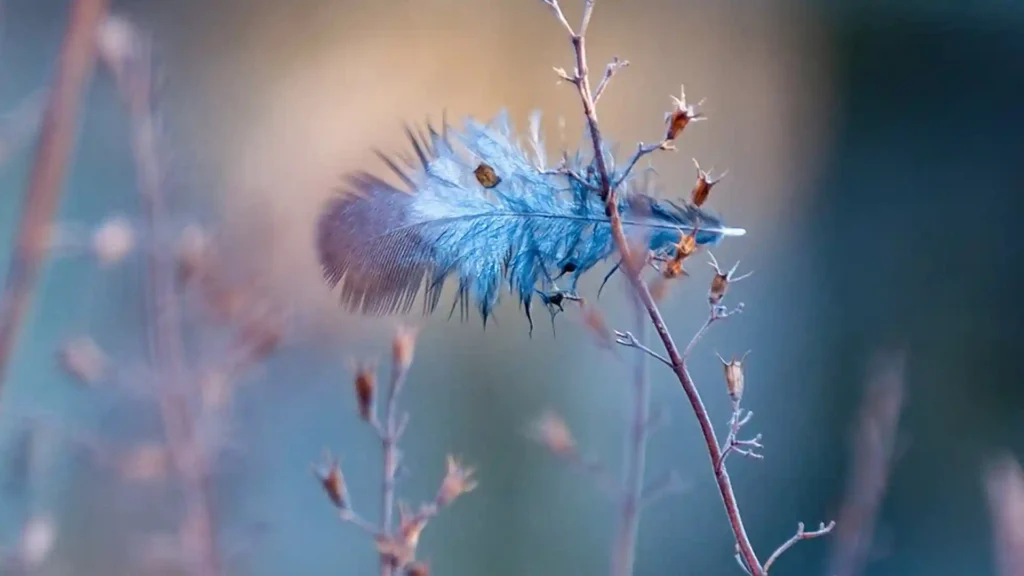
[{"left": 316, "top": 111, "right": 745, "bottom": 330}]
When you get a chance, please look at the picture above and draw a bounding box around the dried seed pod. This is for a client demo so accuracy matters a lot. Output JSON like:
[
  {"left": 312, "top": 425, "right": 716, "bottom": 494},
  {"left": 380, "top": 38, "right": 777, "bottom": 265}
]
[
  {"left": 717, "top": 351, "right": 751, "bottom": 405},
  {"left": 690, "top": 158, "right": 727, "bottom": 208},
  {"left": 664, "top": 84, "right": 706, "bottom": 141},
  {"left": 473, "top": 162, "right": 501, "bottom": 188},
  {"left": 436, "top": 455, "right": 478, "bottom": 507},
  {"left": 313, "top": 453, "right": 349, "bottom": 510},
  {"left": 354, "top": 364, "right": 376, "bottom": 422},
  {"left": 707, "top": 252, "right": 753, "bottom": 305},
  {"left": 662, "top": 228, "right": 699, "bottom": 279},
  {"left": 392, "top": 326, "right": 418, "bottom": 372}
]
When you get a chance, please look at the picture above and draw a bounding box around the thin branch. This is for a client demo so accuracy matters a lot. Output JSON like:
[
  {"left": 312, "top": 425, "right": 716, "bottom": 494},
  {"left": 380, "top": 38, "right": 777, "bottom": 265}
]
[
  {"left": 0, "top": 0, "right": 111, "bottom": 395},
  {"left": 828, "top": 351, "right": 905, "bottom": 576},
  {"left": 379, "top": 338, "right": 413, "bottom": 576},
  {"left": 763, "top": 521, "right": 837, "bottom": 573},
  {"left": 614, "top": 330, "right": 671, "bottom": 368},
  {"left": 593, "top": 57, "right": 629, "bottom": 105},
  {"left": 613, "top": 140, "right": 672, "bottom": 189},
  {"left": 541, "top": 1, "right": 764, "bottom": 571}
]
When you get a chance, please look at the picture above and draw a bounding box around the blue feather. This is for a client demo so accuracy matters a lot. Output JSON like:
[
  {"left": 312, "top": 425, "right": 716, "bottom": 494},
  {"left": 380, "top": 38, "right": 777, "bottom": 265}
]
[{"left": 316, "top": 110, "right": 745, "bottom": 331}]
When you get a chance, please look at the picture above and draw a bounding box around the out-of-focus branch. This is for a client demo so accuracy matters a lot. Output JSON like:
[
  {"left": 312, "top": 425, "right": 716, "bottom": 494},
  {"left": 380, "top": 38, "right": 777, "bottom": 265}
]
[
  {"left": 610, "top": 297, "right": 652, "bottom": 576},
  {"left": 985, "top": 456, "right": 1024, "bottom": 576},
  {"left": 0, "top": 0, "right": 111, "bottom": 395},
  {"left": 98, "top": 16, "right": 222, "bottom": 576},
  {"left": 827, "top": 352, "right": 905, "bottom": 576}
]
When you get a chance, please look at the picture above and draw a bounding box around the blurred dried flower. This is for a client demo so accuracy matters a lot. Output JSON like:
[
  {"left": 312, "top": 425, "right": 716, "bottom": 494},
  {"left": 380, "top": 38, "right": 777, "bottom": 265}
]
[
  {"left": 58, "top": 336, "right": 108, "bottom": 385},
  {"left": 397, "top": 502, "right": 429, "bottom": 553},
  {"left": 985, "top": 456, "right": 1024, "bottom": 576},
  {"left": 406, "top": 561, "right": 431, "bottom": 576},
  {"left": 313, "top": 452, "right": 349, "bottom": 510},
  {"left": 689, "top": 158, "right": 727, "bottom": 208},
  {"left": 717, "top": 351, "right": 750, "bottom": 405},
  {"left": 238, "top": 307, "right": 286, "bottom": 362},
  {"left": 436, "top": 455, "right": 478, "bottom": 507},
  {"left": 664, "top": 84, "right": 705, "bottom": 141},
  {"left": 91, "top": 217, "right": 135, "bottom": 266},
  {"left": 176, "top": 224, "right": 210, "bottom": 284},
  {"left": 708, "top": 252, "right": 752, "bottom": 305},
  {"left": 474, "top": 162, "right": 501, "bottom": 188},
  {"left": 354, "top": 363, "right": 377, "bottom": 422},
  {"left": 198, "top": 369, "right": 231, "bottom": 411},
  {"left": 580, "top": 301, "right": 613, "bottom": 349},
  {"left": 18, "top": 515, "right": 56, "bottom": 570},
  {"left": 376, "top": 534, "right": 416, "bottom": 570},
  {"left": 534, "top": 411, "right": 576, "bottom": 456},
  {"left": 119, "top": 443, "right": 170, "bottom": 482},
  {"left": 97, "top": 15, "right": 139, "bottom": 72},
  {"left": 392, "top": 326, "right": 418, "bottom": 372}
]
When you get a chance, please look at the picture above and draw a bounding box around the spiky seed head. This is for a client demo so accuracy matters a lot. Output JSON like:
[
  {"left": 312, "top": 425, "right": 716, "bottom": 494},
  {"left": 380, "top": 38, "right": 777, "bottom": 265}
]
[{"left": 665, "top": 84, "right": 706, "bottom": 141}]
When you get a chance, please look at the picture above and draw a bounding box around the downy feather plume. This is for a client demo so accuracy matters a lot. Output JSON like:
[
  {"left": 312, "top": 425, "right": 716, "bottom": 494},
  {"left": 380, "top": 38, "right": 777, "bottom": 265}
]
[{"left": 316, "top": 110, "right": 745, "bottom": 333}]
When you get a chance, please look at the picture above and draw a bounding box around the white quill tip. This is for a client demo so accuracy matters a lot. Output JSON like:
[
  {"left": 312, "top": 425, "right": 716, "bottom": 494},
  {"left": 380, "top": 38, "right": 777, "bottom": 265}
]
[{"left": 721, "top": 226, "right": 747, "bottom": 237}]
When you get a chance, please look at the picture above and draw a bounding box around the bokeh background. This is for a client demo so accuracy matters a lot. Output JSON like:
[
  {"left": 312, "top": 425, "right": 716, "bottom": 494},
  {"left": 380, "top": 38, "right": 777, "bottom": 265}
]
[{"left": 0, "top": 0, "right": 1022, "bottom": 574}]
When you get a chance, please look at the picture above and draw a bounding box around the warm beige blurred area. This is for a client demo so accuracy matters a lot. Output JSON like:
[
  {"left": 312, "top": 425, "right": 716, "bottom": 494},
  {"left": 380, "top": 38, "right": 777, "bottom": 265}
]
[{"left": 170, "top": 0, "right": 835, "bottom": 334}]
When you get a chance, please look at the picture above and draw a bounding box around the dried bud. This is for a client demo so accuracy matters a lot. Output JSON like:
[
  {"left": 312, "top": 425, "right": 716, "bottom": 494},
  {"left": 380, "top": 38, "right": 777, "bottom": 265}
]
[
  {"left": 534, "top": 411, "right": 576, "bottom": 456},
  {"left": 58, "top": 336, "right": 108, "bottom": 385},
  {"left": 238, "top": 308, "right": 285, "bottom": 362},
  {"left": 581, "top": 301, "right": 613, "bottom": 349},
  {"left": 313, "top": 453, "right": 349, "bottom": 510},
  {"left": 406, "top": 561, "right": 431, "bottom": 576},
  {"left": 717, "top": 351, "right": 750, "bottom": 405},
  {"left": 119, "top": 443, "right": 170, "bottom": 482},
  {"left": 664, "top": 84, "right": 705, "bottom": 141},
  {"left": 92, "top": 217, "right": 135, "bottom": 266},
  {"left": 398, "top": 502, "right": 429, "bottom": 549},
  {"left": 707, "top": 252, "right": 752, "bottom": 305},
  {"left": 377, "top": 534, "right": 416, "bottom": 570},
  {"left": 689, "top": 158, "right": 727, "bottom": 208},
  {"left": 354, "top": 364, "right": 376, "bottom": 421},
  {"left": 176, "top": 224, "right": 210, "bottom": 284},
  {"left": 436, "top": 455, "right": 478, "bottom": 507},
  {"left": 97, "top": 16, "right": 138, "bottom": 70},
  {"left": 199, "top": 369, "right": 231, "bottom": 410},
  {"left": 662, "top": 228, "right": 699, "bottom": 279},
  {"left": 392, "top": 326, "right": 417, "bottom": 372},
  {"left": 474, "top": 162, "right": 501, "bottom": 188}
]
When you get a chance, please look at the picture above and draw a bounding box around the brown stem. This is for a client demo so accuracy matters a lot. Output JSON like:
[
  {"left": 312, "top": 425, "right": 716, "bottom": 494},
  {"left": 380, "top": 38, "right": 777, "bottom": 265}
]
[
  {"left": 544, "top": 2, "right": 764, "bottom": 572},
  {"left": 0, "top": 0, "right": 110, "bottom": 395}
]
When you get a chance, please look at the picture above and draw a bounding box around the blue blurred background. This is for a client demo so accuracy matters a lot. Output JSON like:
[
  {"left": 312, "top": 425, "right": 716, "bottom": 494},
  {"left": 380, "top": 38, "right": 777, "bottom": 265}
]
[{"left": 0, "top": 0, "right": 1022, "bottom": 574}]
